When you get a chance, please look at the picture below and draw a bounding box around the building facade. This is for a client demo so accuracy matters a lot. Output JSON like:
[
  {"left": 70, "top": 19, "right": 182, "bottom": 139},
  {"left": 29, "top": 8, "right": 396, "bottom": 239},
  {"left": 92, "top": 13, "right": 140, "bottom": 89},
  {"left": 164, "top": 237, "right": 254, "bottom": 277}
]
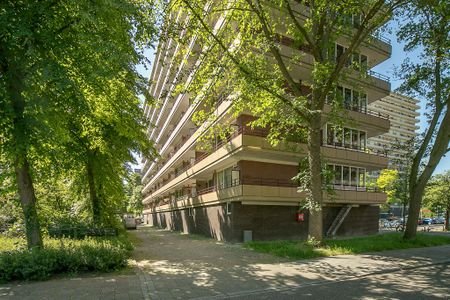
[
  {"left": 367, "top": 93, "right": 420, "bottom": 171},
  {"left": 141, "top": 6, "right": 393, "bottom": 241}
]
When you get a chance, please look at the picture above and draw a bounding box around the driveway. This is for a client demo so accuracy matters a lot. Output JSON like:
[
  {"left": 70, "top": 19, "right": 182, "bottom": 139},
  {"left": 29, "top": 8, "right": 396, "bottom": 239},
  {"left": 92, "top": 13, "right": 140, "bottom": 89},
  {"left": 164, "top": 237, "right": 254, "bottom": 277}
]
[{"left": 1, "top": 226, "right": 449, "bottom": 299}]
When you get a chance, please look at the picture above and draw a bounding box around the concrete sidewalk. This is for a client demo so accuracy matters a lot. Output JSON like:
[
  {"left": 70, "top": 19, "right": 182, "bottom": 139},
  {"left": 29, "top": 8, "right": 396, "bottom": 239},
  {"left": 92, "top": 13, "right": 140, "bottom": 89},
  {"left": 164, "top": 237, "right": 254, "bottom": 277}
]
[
  {"left": 1, "top": 227, "right": 449, "bottom": 299},
  {"left": 131, "top": 227, "right": 450, "bottom": 300}
]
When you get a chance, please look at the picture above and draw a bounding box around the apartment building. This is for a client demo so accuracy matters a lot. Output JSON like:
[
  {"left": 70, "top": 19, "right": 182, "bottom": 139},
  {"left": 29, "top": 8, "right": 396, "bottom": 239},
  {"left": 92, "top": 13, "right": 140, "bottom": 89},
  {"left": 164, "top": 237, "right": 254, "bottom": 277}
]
[
  {"left": 141, "top": 5, "right": 392, "bottom": 241},
  {"left": 367, "top": 93, "right": 420, "bottom": 171}
]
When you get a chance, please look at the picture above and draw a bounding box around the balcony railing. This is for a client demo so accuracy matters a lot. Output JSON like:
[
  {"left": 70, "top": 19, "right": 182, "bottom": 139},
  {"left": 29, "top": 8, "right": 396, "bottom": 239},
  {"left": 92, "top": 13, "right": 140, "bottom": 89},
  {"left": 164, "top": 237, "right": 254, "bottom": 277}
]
[
  {"left": 342, "top": 104, "right": 390, "bottom": 120},
  {"left": 321, "top": 141, "right": 388, "bottom": 157},
  {"left": 331, "top": 184, "right": 385, "bottom": 193},
  {"left": 368, "top": 70, "right": 390, "bottom": 82},
  {"left": 371, "top": 32, "right": 391, "bottom": 44}
]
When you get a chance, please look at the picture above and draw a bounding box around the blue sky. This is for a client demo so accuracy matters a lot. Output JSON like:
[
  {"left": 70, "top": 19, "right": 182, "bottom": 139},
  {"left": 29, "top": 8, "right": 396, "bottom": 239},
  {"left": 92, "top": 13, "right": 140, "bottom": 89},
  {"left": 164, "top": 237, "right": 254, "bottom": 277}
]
[
  {"left": 372, "top": 23, "right": 449, "bottom": 175},
  {"left": 138, "top": 22, "right": 449, "bottom": 175}
]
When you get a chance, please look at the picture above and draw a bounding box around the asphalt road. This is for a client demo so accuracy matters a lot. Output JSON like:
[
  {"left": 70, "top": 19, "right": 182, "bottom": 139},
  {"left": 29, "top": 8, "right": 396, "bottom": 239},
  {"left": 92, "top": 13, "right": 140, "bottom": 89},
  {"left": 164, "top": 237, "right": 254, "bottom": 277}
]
[{"left": 229, "top": 262, "right": 450, "bottom": 299}]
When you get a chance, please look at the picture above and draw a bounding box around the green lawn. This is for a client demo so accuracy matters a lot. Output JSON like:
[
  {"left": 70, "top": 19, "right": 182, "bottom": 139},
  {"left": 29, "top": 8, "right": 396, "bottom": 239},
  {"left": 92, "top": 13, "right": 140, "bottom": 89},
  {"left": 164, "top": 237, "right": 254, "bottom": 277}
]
[{"left": 244, "top": 233, "right": 450, "bottom": 260}]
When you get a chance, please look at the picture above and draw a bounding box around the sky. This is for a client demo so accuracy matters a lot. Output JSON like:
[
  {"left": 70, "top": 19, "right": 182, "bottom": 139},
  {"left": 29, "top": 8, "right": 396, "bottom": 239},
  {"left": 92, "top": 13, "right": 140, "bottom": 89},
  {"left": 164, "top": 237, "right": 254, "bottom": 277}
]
[
  {"left": 372, "top": 22, "right": 449, "bottom": 175},
  {"left": 138, "top": 21, "right": 449, "bottom": 175}
]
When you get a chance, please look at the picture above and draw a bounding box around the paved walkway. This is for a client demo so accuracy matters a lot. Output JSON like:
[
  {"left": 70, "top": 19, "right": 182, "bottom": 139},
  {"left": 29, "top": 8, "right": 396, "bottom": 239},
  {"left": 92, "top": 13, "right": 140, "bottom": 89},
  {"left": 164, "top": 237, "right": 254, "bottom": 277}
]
[
  {"left": 130, "top": 227, "right": 450, "bottom": 300},
  {"left": 1, "top": 227, "right": 450, "bottom": 299}
]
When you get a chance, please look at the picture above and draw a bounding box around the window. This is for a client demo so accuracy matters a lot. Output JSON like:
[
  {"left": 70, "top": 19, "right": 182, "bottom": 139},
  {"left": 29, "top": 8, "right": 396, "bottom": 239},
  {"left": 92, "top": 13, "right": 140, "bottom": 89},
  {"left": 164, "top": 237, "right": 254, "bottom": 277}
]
[
  {"left": 188, "top": 207, "right": 193, "bottom": 217},
  {"left": 351, "top": 130, "right": 359, "bottom": 149},
  {"left": 226, "top": 202, "right": 232, "bottom": 215},
  {"left": 327, "top": 124, "right": 335, "bottom": 145},
  {"left": 359, "top": 131, "right": 366, "bottom": 150},
  {"left": 334, "top": 165, "right": 342, "bottom": 185},
  {"left": 335, "top": 126, "right": 343, "bottom": 146},
  {"left": 344, "top": 127, "right": 351, "bottom": 148},
  {"left": 325, "top": 124, "right": 367, "bottom": 151},
  {"left": 336, "top": 44, "right": 344, "bottom": 62},
  {"left": 358, "top": 168, "right": 366, "bottom": 187},
  {"left": 329, "top": 164, "right": 367, "bottom": 188},
  {"left": 350, "top": 167, "right": 358, "bottom": 186},
  {"left": 344, "top": 88, "right": 352, "bottom": 109},
  {"left": 335, "top": 44, "right": 368, "bottom": 70},
  {"left": 343, "top": 166, "right": 350, "bottom": 186}
]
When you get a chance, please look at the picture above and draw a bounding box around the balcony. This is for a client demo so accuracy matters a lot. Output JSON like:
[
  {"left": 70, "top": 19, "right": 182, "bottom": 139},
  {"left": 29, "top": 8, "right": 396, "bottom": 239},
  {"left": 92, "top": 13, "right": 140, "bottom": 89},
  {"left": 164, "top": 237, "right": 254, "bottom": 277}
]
[{"left": 143, "top": 177, "right": 386, "bottom": 213}]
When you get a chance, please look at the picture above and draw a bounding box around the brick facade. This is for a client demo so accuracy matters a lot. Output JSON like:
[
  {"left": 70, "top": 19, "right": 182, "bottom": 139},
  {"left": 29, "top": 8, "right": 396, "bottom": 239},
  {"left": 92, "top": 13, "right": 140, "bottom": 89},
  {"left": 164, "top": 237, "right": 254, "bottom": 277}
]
[{"left": 144, "top": 203, "right": 379, "bottom": 242}]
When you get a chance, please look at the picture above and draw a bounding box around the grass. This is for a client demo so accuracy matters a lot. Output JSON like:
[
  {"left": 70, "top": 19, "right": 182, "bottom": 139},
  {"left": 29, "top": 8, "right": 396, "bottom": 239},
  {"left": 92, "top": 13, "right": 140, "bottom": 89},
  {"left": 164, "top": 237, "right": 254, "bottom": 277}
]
[
  {"left": 0, "top": 234, "right": 133, "bottom": 282},
  {"left": 244, "top": 233, "right": 450, "bottom": 260}
]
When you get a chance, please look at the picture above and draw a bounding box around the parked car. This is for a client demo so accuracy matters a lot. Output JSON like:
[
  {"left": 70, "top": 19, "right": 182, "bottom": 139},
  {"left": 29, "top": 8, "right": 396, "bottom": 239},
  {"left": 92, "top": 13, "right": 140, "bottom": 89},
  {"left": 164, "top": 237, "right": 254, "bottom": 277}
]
[
  {"left": 434, "top": 217, "right": 445, "bottom": 224},
  {"left": 422, "top": 218, "right": 433, "bottom": 225}
]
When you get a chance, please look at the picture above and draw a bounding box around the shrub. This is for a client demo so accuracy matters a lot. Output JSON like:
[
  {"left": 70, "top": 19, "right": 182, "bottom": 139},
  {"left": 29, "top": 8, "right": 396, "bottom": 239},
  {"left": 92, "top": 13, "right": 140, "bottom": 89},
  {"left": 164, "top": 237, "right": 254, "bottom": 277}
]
[{"left": 0, "top": 235, "right": 133, "bottom": 282}]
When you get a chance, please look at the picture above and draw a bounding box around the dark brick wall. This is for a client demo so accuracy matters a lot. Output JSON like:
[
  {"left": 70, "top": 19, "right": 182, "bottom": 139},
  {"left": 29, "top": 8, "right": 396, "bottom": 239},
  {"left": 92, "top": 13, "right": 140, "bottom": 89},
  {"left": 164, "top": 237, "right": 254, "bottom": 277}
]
[
  {"left": 240, "top": 161, "right": 298, "bottom": 182},
  {"left": 144, "top": 203, "right": 380, "bottom": 242},
  {"left": 323, "top": 205, "right": 380, "bottom": 236},
  {"left": 231, "top": 203, "right": 309, "bottom": 241},
  {"left": 146, "top": 204, "right": 235, "bottom": 241}
]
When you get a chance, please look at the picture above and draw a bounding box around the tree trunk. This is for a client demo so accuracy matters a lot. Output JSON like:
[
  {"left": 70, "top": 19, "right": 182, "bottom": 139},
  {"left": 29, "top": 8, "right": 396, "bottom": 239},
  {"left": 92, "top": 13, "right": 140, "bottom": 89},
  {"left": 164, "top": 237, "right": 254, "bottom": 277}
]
[
  {"left": 445, "top": 207, "right": 449, "bottom": 231},
  {"left": 14, "top": 156, "right": 43, "bottom": 249},
  {"left": 86, "top": 152, "right": 100, "bottom": 224},
  {"left": 6, "top": 61, "right": 43, "bottom": 249},
  {"left": 404, "top": 184, "right": 426, "bottom": 239},
  {"left": 307, "top": 114, "right": 323, "bottom": 241},
  {"left": 404, "top": 109, "right": 450, "bottom": 239}
]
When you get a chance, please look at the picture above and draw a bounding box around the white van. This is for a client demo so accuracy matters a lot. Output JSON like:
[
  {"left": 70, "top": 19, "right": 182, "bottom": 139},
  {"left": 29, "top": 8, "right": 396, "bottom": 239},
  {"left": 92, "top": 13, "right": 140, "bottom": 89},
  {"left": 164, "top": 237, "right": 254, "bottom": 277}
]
[{"left": 123, "top": 215, "right": 137, "bottom": 230}]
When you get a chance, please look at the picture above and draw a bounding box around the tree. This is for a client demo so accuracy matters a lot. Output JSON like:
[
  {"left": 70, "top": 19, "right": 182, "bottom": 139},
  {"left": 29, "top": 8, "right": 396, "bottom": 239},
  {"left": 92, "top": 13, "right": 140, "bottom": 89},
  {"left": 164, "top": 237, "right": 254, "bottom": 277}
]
[
  {"left": 423, "top": 171, "right": 450, "bottom": 231},
  {"left": 166, "top": 0, "right": 406, "bottom": 241},
  {"left": 396, "top": 0, "right": 450, "bottom": 239},
  {"left": 124, "top": 172, "right": 144, "bottom": 215},
  {"left": 0, "top": 0, "right": 157, "bottom": 248},
  {"left": 389, "top": 137, "right": 415, "bottom": 219},
  {"left": 377, "top": 169, "right": 399, "bottom": 205}
]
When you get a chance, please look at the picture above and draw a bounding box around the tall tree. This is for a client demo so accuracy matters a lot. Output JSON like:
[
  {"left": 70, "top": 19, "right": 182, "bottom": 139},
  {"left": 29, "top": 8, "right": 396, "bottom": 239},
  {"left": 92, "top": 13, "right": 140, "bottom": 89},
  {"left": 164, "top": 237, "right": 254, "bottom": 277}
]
[
  {"left": 0, "top": 0, "right": 157, "bottom": 248},
  {"left": 423, "top": 171, "right": 450, "bottom": 231},
  {"left": 166, "top": 0, "right": 406, "bottom": 241},
  {"left": 396, "top": 0, "right": 450, "bottom": 239}
]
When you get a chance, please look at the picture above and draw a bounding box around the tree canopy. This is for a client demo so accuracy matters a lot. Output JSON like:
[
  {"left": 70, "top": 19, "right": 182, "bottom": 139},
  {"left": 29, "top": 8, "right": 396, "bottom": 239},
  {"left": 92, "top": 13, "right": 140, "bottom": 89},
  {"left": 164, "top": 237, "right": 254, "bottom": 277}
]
[{"left": 0, "top": 0, "right": 158, "bottom": 248}]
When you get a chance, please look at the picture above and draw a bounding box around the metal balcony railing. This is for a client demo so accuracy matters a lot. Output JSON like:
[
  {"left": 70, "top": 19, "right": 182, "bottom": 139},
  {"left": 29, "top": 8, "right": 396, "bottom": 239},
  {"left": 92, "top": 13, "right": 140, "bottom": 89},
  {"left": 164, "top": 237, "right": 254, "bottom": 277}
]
[
  {"left": 368, "top": 70, "right": 390, "bottom": 82},
  {"left": 321, "top": 141, "right": 388, "bottom": 157}
]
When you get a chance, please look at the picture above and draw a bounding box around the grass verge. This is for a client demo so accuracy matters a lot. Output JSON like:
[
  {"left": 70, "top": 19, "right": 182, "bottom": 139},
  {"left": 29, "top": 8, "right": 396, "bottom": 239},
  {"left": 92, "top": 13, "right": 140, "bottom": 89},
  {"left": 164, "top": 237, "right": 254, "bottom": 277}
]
[
  {"left": 244, "top": 233, "right": 450, "bottom": 260},
  {"left": 0, "top": 234, "right": 133, "bottom": 282}
]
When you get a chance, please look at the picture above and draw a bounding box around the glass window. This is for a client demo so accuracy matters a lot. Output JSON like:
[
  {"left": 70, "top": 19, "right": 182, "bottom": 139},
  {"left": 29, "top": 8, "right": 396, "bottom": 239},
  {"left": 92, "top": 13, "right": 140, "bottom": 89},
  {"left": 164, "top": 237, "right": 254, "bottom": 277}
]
[
  {"left": 344, "top": 88, "right": 352, "bottom": 109},
  {"left": 353, "top": 14, "right": 361, "bottom": 28},
  {"left": 359, "top": 131, "right": 366, "bottom": 150},
  {"left": 334, "top": 126, "right": 344, "bottom": 147},
  {"left": 350, "top": 167, "right": 358, "bottom": 186},
  {"left": 226, "top": 202, "right": 232, "bottom": 215},
  {"left": 337, "top": 86, "right": 344, "bottom": 102},
  {"left": 360, "top": 93, "right": 367, "bottom": 113},
  {"left": 361, "top": 55, "right": 368, "bottom": 68},
  {"left": 336, "top": 44, "right": 344, "bottom": 62},
  {"left": 342, "top": 166, "right": 349, "bottom": 186},
  {"left": 352, "top": 52, "right": 359, "bottom": 66},
  {"left": 352, "top": 91, "right": 360, "bottom": 111},
  {"left": 334, "top": 165, "right": 342, "bottom": 185},
  {"left": 217, "top": 170, "right": 225, "bottom": 189},
  {"left": 224, "top": 168, "right": 232, "bottom": 188},
  {"left": 358, "top": 168, "right": 366, "bottom": 187},
  {"left": 232, "top": 170, "right": 240, "bottom": 186},
  {"left": 327, "top": 124, "right": 335, "bottom": 145},
  {"left": 335, "top": 126, "right": 343, "bottom": 147},
  {"left": 351, "top": 129, "right": 359, "bottom": 149},
  {"left": 344, "top": 128, "right": 351, "bottom": 148}
]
